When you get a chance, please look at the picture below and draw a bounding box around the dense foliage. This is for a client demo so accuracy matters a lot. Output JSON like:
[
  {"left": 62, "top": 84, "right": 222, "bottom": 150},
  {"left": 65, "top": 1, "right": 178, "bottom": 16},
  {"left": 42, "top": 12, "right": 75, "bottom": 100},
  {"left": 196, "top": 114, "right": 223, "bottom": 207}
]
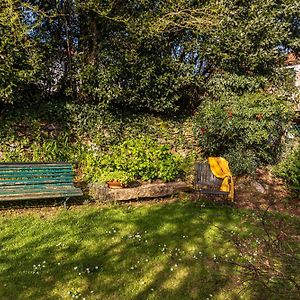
[
  {"left": 1, "top": 0, "right": 299, "bottom": 111},
  {"left": 0, "top": 106, "right": 196, "bottom": 183},
  {"left": 194, "top": 92, "right": 292, "bottom": 174},
  {"left": 274, "top": 144, "right": 300, "bottom": 193},
  {"left": 0, "top": 0, "right": 45, "bottom": 103},
  {"left": 1, "top": 0, "right": 299, "bottom": 178},
  {"left": 0, "top": 132, "right": 186, "bottom": 184},
  {"left": 83, "top": 137, "right": 183, "bottom": 184}
]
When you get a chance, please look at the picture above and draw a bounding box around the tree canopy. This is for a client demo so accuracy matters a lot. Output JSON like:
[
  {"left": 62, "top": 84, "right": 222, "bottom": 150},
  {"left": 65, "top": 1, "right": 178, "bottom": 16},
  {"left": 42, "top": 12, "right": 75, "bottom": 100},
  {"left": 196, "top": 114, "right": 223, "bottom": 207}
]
[{"left": 0, "top": 0, "right": 299, "bottom": 111}]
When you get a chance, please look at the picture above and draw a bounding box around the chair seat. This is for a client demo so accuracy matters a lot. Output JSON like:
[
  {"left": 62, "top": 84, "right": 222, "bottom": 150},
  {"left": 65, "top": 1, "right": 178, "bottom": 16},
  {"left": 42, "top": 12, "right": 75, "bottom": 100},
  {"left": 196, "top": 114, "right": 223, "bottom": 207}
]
[{"left": 199, "top": 189, "right": 229, "bottom": 196}]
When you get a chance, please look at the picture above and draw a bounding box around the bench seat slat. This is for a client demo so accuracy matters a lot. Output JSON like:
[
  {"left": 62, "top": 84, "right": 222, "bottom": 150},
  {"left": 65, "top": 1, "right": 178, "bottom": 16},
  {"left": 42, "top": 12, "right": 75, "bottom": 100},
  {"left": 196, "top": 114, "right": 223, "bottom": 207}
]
[
  {"left": 0, "top": 184, "right": 75, "bottom": 190},
  {"left": 0, "top": 186, "right": 81, "bottom": 193},
  {"left": 0, "top": 190, "right": 82, "bottom": 197},
  {"left": 0, "top": 185, "right": 79, "bottom": 193},
  {"left": 198, "top": 189, "right": 229, "bottom": 195},
  {"left": 0, "top": 189, "right": 83, "bottom": 201}
]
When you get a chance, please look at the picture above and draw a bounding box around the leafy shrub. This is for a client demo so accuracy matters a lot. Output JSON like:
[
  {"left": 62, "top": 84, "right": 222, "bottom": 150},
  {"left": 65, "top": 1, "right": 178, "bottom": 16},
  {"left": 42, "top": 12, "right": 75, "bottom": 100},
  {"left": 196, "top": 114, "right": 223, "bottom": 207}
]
[
  {"left": 207, "top": 73, "right": 268, "bottom": 97},
  {"left": 223, "top": 147, "right": 260, "bottom": 176},
  {"left": 193, "top": 92, "right": 292, "bottom": 175},
  {"left": 274, "top": 144, "right": 300, "bottom": 193},
  {"left": 83, "top": 137, "right": 183, "bottom": 184},
  {"left": 0, "top": 134, "right": 83, "bottom": 163}
]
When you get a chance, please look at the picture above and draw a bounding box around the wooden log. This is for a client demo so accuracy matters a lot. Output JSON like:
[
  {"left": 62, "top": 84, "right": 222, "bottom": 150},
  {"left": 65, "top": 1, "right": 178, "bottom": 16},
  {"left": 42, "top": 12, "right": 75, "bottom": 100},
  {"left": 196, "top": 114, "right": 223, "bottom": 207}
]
[{"left": 89, "top": 181, "right": 193, "bottom": 202}]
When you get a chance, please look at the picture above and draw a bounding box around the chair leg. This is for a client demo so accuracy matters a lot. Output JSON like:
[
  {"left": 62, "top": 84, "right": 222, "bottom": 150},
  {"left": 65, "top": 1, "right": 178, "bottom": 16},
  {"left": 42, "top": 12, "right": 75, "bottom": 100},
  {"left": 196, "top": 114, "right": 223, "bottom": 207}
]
[{"left": 63, "top": 197, "right": 70, "bottom": 210}]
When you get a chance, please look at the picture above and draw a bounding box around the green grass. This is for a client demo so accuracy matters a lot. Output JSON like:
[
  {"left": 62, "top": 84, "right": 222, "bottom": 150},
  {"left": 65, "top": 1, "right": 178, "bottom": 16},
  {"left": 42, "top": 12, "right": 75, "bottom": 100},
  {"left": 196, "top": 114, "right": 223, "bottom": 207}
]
[{"left": 0, "top": 201, "right": 265, "bottom": 300}]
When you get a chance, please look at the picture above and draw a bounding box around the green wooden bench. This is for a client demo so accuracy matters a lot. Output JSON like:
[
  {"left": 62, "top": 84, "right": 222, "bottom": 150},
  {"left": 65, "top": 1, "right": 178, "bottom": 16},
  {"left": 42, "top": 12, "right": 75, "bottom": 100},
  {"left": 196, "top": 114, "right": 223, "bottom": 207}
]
[{"left": 0, "top": 162, "right": 83, "bottom": 207}]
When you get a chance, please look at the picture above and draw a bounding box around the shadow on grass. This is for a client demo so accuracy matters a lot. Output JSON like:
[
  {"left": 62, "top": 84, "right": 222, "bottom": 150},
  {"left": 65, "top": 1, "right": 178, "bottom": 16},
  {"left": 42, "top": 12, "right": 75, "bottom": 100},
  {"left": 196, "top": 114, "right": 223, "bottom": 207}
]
[
  {"left": 0, "top": 195, "right": 91, "bottom": 211},
  {"left": 0, "top": 200, "right": 265, "bottom": 299}
]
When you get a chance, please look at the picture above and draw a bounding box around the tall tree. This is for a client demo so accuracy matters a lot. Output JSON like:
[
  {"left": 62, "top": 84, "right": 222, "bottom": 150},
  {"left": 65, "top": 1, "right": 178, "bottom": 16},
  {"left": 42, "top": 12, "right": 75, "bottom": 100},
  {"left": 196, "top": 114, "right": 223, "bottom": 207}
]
[{"left": 0, "top": 0, "right": 44, "bottom": 103}]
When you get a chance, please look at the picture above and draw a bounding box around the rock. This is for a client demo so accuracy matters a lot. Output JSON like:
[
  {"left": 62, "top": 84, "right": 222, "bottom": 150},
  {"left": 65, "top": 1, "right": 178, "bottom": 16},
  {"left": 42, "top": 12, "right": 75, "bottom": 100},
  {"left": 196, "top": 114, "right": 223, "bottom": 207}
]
[
  {"left": 250, "top": 180, "right": 267, "bottom": 194},
  {"left": 88, "top": 183, "right": 110, "bottom": 201},
  {"left": 89, "top": 181, "right": 193, "bottom": 202}
]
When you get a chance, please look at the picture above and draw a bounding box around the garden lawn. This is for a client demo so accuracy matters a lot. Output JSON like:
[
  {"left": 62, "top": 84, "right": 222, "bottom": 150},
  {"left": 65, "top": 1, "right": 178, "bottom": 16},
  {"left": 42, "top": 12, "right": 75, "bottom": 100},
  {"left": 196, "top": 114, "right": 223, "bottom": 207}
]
[{"left": 0, "top": 201, "right": 258, "bottom": 300}]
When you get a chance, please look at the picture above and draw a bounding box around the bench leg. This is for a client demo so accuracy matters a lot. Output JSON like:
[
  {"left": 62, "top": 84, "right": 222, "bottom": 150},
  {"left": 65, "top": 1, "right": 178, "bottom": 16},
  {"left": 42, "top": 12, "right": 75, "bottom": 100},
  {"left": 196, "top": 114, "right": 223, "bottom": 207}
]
[{"left": 63, "top": 197, "right": 70, "bottom": 210}]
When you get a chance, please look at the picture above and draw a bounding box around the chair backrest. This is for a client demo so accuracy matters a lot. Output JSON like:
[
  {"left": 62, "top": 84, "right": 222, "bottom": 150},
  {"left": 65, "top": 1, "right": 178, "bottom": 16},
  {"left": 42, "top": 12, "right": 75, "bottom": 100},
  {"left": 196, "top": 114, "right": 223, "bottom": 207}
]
[{"left": 194, "top": 162, "right": 223, "bottom": 189}]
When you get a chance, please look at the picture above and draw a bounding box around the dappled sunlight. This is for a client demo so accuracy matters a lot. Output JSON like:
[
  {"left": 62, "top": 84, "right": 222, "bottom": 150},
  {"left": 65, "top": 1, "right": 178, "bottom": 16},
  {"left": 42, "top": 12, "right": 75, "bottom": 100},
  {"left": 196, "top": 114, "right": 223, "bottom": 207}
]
[
  {"left": 161, "top": 267, "right": 189, "bottom": 290},
  {"left": 1, "top": 0, "right": 299, "bottom": 298},
  {"left": 1, "top": 201, "right": 291, "bottom": 299}
]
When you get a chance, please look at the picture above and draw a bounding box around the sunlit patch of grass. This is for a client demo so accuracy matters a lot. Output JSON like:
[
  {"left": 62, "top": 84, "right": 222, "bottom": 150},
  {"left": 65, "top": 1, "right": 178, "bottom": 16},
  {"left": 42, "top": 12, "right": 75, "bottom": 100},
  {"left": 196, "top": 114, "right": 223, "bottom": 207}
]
[{"left": 0, "top": 201, "right": 258, "bottom": 300}]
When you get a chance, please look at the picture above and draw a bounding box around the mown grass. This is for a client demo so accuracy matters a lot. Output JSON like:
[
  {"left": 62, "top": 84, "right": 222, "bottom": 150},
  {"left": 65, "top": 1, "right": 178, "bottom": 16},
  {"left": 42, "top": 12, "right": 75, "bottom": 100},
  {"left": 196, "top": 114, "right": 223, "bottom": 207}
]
[{"left": 0, "top": 201, "right": 267, "bottom": 300}]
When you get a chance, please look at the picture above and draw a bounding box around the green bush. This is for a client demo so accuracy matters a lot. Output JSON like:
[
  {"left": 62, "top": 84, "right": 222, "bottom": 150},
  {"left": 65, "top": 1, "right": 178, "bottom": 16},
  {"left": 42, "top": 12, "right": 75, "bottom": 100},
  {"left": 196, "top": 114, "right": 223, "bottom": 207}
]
[
  {"left": 83, "top": 137, "right": 183, "bottom": 184},
  {"left": 274, "top": 144, "right": 300, "bottom": 193},
  {"left": 0, "top": 134, "right": 83, "bottom": 163},
  {"left": 193, "top": 92, "right": 292, "bottom": 175},
  {"left": 223, "top": 147, "right": 260, "bottom": 176}
]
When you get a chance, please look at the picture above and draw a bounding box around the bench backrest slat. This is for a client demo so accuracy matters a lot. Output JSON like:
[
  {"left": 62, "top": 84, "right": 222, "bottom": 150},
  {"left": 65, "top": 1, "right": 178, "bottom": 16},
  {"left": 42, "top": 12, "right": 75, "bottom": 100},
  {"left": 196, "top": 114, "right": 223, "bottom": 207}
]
[
  {"left": 0, "top": 164, "right": 71, "bottom": 168},
  {"left": 0, "top": 163, "right": 75, "bottom": 189},
  {"left": 0, "top": 170, "right": 74, "bottom": 178}
]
